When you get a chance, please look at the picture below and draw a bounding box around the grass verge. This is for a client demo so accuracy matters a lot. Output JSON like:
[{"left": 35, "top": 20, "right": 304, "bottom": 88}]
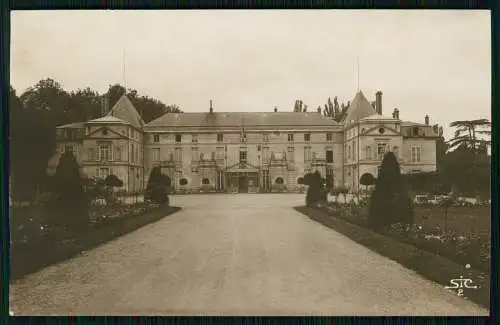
[
  {"left": 10, "top": 206, "right": 181, "bottom": 280},
  {"left": 294, "top": 206, "right": 490, "bottom": 310}
]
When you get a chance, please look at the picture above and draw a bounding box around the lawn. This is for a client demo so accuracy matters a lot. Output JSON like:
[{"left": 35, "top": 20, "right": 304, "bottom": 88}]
[{"left": 413, "top": 205, "right": 490, "bottom": 237}]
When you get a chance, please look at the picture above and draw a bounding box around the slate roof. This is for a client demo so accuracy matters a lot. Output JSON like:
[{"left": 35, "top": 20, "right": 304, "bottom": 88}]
[
  {"left": 88, "top": 115, "right": 130, "bottom": 124},
  {"left": 145, "top": 112, "right": 340, "bottom": 129},
  {"left": 343, "top": 91, "right": 378, "bottom": 123},
  {"left": 56, "top": 122, "right": 85, "bottom": 129},
  {"left": 401, "top": 121, "right": 428, "bottom": 127},
  {"left": 360, "top": 113, "right": 397, "bottom": 121},
  {"left": 107, "top": 95, "right": 144, "bottom": 129}
]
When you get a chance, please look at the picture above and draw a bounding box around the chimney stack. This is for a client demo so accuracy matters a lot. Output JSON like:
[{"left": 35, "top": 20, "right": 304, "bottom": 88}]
[
  {"left": 392, "top": 108, "right": 399, "bottom": 119},
  {"left": 425, "top": 114, "right": 429, "bottom": 125},
  {"left": 210, "top": 100, "right": 213, "bottom": 113},
  {"left": 375, "top": 91, "right": 382, "bottom": 115},
  {"left": 101, "top": 94, "right": 110, "bottom": 116},
  {"left": 274, "top": 107, "right": 278, "bottom": 113}
]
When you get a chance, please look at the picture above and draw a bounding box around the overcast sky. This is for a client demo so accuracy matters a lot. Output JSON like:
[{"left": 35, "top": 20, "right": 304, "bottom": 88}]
[{"left": 10, "top": 10, "right": 491, "bottom": 140}]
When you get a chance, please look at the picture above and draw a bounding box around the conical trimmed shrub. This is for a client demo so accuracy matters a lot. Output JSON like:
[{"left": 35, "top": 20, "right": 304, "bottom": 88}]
[{"left": 368, "top": 152, "right": 414, "bottom": 230}]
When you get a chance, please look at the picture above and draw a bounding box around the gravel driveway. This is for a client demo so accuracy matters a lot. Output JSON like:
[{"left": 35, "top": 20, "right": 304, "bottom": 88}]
[{"left": 9, "top": 194, "right": 489, "bottom": 316}]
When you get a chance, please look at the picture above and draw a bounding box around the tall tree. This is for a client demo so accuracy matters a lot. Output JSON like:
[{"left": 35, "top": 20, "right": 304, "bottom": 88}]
[
  {"left": 10, "top": 86, "right": 56, "bottom": 201},
  {"left": 107, "top": 84, "right": 127, "bottom": 109},
  {"left": 20, "top": 78, "right": 72, "bottom": 126},
  {"left": 447, "top": 119, "right": 491, "bottom": 154},
  {"left": 69, "top": 87, "right": 102, "bottom": 121},
  {"left": 323, "top": 97, "right": 350, "bottom": 122}
]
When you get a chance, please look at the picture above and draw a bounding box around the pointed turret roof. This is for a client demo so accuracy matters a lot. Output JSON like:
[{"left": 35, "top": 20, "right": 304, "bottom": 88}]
[
  {"left": 343, "top": 91, "right": 377, "bottom": 123},
  {"left": 107, "top": 95, "right": 144, "bottom": 129}
]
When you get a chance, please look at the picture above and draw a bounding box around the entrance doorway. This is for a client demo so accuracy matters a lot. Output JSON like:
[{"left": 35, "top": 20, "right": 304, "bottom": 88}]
[{"left": 238, "top": 175, "right": 248, "bottom": 193}]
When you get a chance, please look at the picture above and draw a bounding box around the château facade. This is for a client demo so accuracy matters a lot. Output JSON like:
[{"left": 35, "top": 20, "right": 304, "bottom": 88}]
[{"left": 48, "top": 90, "right": 439, "bottom": 193}]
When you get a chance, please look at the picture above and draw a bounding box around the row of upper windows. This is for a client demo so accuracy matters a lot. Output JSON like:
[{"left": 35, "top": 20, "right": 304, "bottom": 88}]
[
  {"left": 150, "top": 132, "right": 335, "bottom": 143},
  {"left": 151, "top": 147, "right": 335, "bottom": 164}
]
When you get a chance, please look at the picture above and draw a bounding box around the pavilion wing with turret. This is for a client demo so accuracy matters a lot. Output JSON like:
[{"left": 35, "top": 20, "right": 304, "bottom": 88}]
[{"left": 49, "top": 90, "right": 438, "bottom": 194}]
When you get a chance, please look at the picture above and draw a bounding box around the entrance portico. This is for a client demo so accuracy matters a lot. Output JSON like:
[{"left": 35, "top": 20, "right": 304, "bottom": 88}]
[{"left": 226, "top": 162, "right": 259, "bottom": 193}]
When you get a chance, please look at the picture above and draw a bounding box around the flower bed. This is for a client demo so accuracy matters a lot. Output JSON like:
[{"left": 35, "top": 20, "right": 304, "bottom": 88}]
[
  {"left": 295, "top": 205, "right": 490, "bottom": 309},
  {"left": 320, "top": 202, "right": 491, "bottom": 273},
  {"left": 10, "top": 202, "right": 181, "bottom": 280}
]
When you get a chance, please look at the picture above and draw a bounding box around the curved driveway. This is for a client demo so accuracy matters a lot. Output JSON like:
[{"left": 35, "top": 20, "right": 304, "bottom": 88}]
[{"left": 10, "top": 194, "right": 488, "bottom": 316}]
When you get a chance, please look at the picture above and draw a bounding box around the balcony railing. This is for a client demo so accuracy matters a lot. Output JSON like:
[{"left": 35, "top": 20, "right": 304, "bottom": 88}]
[{"left": 311, "top": 157, "right": 326, "bottom": 166}]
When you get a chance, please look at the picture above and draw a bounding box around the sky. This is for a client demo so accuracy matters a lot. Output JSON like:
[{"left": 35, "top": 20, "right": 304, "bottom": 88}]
[{"left": 10, "top": 10, "right": 491, "bottom": 140}]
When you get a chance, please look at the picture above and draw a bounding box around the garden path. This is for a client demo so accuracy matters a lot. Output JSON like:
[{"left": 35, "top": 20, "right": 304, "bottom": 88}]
[{"left": 10, "top": 194, "right": 488, "bottom": 315}]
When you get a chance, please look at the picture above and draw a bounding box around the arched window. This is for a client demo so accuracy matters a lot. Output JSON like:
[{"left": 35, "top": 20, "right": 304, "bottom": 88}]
[
  {"left": 275, "top": 177, "right": 284, "bottom": 184},
  {"left": 202, "top": 178, "right": 210, "bottom": 185},
  {"left": 180, "top": 178, "right": 188, "bottom": 186}
]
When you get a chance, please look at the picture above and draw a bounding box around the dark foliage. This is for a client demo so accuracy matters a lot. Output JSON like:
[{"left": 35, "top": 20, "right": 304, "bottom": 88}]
[
  {"left": 304, "top": 171, "right": 327, "bottom": 207},
  {"left": 104, "top": 174, "right": 124, "bottom": 188},
  {"left": 145, "top": 167, "right": 170, "bottom": 205},
  {"left": 52, "top": 151, "right": 89, "bottom": 230},
  {"left": 359, "top": 173, "right": 375, "bottom": 187},
  {"left": 10, "top": 86, "right": 56, "bottom": 201},
  {"left": 368, "top": 152, "right": 414, "bottom": 230}
]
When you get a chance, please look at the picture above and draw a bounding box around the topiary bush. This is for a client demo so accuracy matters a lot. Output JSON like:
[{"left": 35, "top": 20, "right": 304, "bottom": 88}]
[
  {"left": 304, "top": 170, "right": 327, "bottom": 207},
  {"left": 52, "top": 151, "right": 89, "bottom": 233},
  {"left": 368, "top": 152, "right": 414, "bottom": 230},
  {"left": 145, "top": 167, "right": 170, "bottom": 205}
]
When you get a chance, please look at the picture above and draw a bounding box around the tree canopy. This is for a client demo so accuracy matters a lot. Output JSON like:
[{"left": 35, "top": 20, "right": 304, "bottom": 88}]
[{"left": 9, "top": 79, "right": 182, "bottom": 202}]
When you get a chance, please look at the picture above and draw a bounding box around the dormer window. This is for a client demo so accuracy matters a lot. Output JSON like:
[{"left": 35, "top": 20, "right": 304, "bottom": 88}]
[{"left": 412, "top": 127, "right": 419, "bottom": 136}]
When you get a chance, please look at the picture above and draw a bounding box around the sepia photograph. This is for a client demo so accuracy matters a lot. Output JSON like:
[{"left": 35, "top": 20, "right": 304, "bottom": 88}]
[{"left": 8, "top": 10, "right": 491, "bottom": 316}]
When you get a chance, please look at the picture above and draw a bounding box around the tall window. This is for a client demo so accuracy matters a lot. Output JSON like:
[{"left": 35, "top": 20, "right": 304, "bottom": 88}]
[
  {"left": 65, "top": 145, "right": 74, "bottom": 154},
  {"left": 175, "top": 134, "right": 182, "bottom": 143},
  {"left": 152, "top": 148, "right": 160, "bottom": 161},
  {"left": 326, "top": 150, "right": 333, "bottom": 163},
  {"left": 377, "top": 143, "right": 387, "bottom": 160},
  {"left": 216, "top": 147, "right": 224, "bottom": 161},
  {"left": 153, "top": 134, "right": 160, "bottom": 143},
  {"left": 192, "top": 134, "right": 198, "bottom": 143},
  {"left": 239, "top": 151, "right": 247, "bottom": 162},
  {"left": 353, "top": 141, "right": 356, "bottom": 160},
  {"left": 217, "top": 133, "right": 223, "bottom": 142},
  {"left": 88, "top": 148, "right": 95, "bottom": 161},
  {"left": 131, "top": 144, "right": 135, "bottom": 162},
  {"left": 365, "top": 146, "right": 372, "bottom": 160},
  {"left": 287, "top": 147, "right": 295, "bottom": 162},
  {"left": 262, "top": 147, "right": 269, "bottom": 161},
  {"left": 98, "top": 143, "right": 112, "bottom": 161},
  {"left": 192, "top": 147, "right": 199, "bottom": 162},
  {"left": 411, "top": 146, "right": 421, "bottom": 162},
  {"left": 326, "top": 132, "right": 333, "bottom": 141},
  {"left": 175, "top": 147, "right": 182, "bottom": 162},
  {"left": 304, "top": 133, "right": 311, "bottom": 142},
  {"left": 304, "top": 146, "right": 312, "bottom": 162},
  {"left": 263, "top": 133, "right": 269, "bottom": 142},
  {"left": 347, "top": 145, "right": 351, "bottom": 159},
  {"left": 115, "top": 145, "right": 122, "bottom": 161},
  {"left": 288, "top": 133, "right": 294, "bottom": 142}
]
